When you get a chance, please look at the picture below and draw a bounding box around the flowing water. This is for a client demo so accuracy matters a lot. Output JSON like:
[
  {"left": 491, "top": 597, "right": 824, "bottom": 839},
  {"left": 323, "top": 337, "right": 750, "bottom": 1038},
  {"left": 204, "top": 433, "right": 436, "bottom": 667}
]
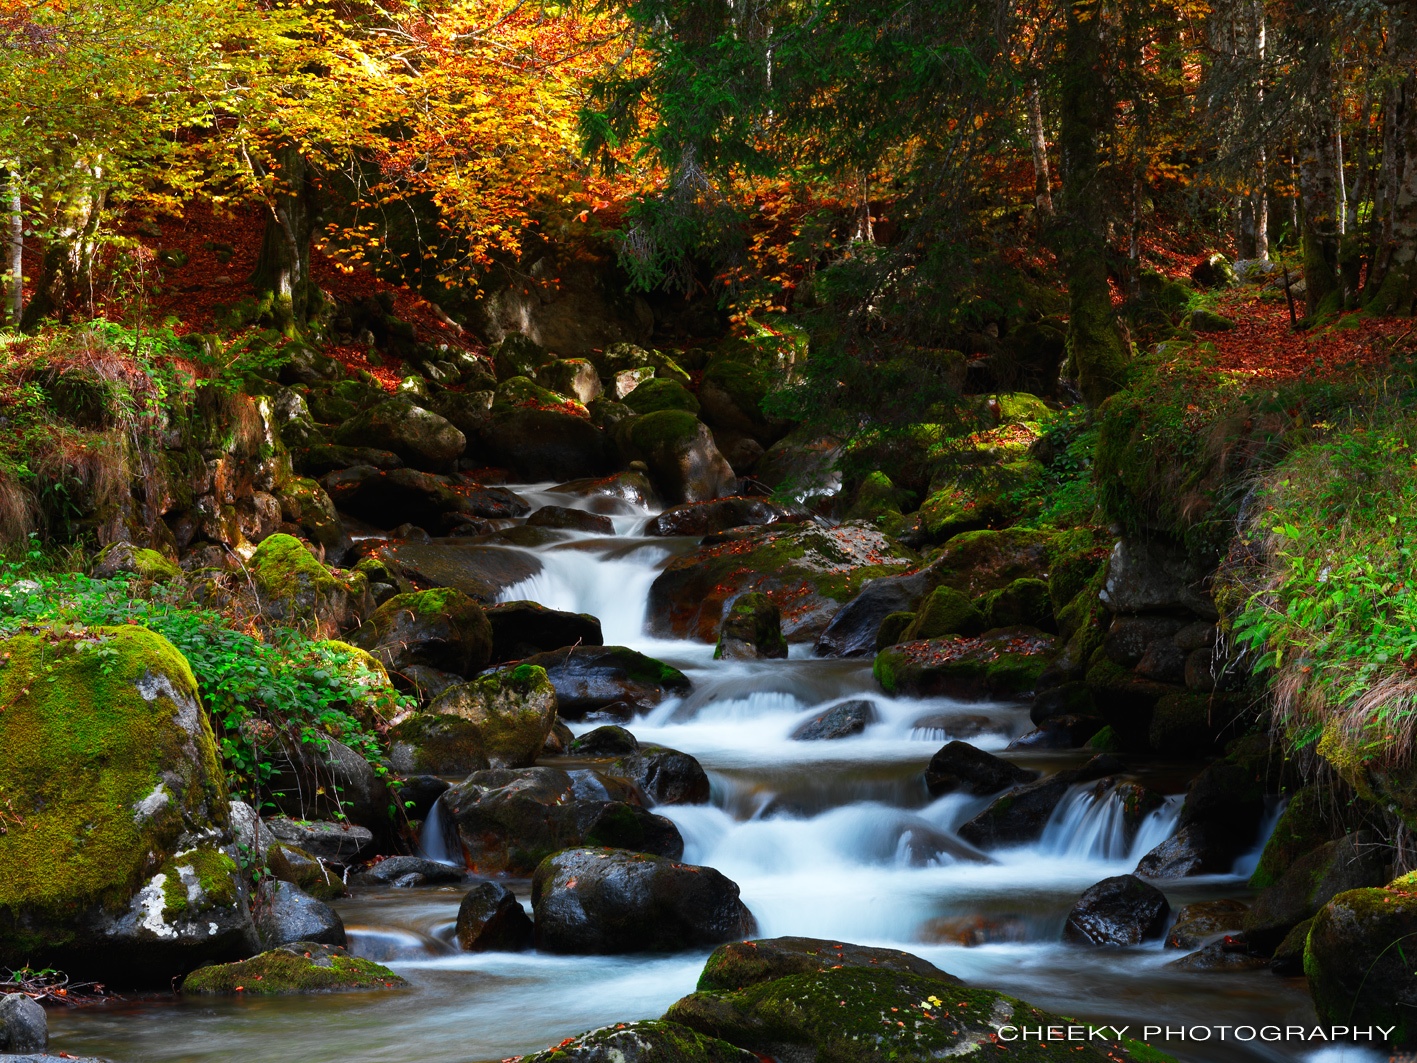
[{"left": 50, "top": 485, "right": 1387, "bottom": 1063}]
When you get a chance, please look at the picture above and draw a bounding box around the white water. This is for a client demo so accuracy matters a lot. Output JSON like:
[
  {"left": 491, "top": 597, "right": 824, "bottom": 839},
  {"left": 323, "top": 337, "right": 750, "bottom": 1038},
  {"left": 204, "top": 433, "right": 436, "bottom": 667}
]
[{"left": 50, "top": 480, "right": 1319, "bottom": 1063}]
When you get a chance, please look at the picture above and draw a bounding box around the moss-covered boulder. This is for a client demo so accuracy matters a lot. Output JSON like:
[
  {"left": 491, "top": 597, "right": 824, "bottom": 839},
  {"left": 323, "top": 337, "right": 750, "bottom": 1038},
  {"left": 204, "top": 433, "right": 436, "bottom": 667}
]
[
  {"left": 648, "top": 522, "right": 917, "bottom": 643},
  {"left": 981, "top": 577, "right": 1054, "bottom": 631},
  {"left": 1305, "top": 884, "right": 1417, "bottom": 1043},
  {"left": 845, "top": 471, "right": 910, "bottom": 523},
  {"left": 497, "top": 645, "right": 690, "bottom": 719},
  {"left": 613, "top": 410, "right": 738, "bottom": 504},
  {"left": 874, "top": 611, "right": 916, "bottom": 650},
  {"left": 275, "top": 476, "right": 345, "bottom": 552},
  {"left": 667, "top": 966, "right": 1172, "bottom": 1063},
  {"left": 517, "top": 1021, "right": 754, "bottom": 1063},
  {"left": 535, "top": 358, "right": 604, "bottom": 405},
  {"left": 310, "top": 640, "right": 401, "bottom": 730},
  {"left": 350, "top": 587, "right": 493, "bottom": 679},
  {"left": 424, "top": 664, "right": 557, "bottom": 768},
  {"left": 265, "top": 843, "right": 346, "bottom": 902},
  {"left": 698, "top": 937, "right": 960, "bottom": 993},
  {"left": 930, "top": 527, "right": 1056, "bottom": 597},
  {"left": 714, "top": 592, "right": 788, "bottom": 660},
  {"left": 91, "top": 541, "right": 182, "bottom": 582},
  {"left": 388, "top": 712, "right": 491, "bottom": 775},
  {"left": 901, "top": 586, "right": 984, "bottom": 641},
  {"left": 249, "top": 533, "right": 369, "bottom": 632},
  {"left": 181, "top": 942, "right": 406, "bottom": 995},
  {"left": 624, "top": 377, "right": 701, "bottom": 416},
  {"left": 1249, "top": 788, "right": 1345, "bottom": 890},
  {"left": 333, "top": 396, "right": 466, "bottom": 470},
  {"left": 874, "top": 629, "right": 1056, "bottom": 700},
  {"left": 697, "top": 341, "right": 790, "bottom": 447},
  {"left": 1242, "top": 831, "right": 1391, "bottom": 953},
  {"left": 0, "top": 626, "right": 256, "bottom": 983}
]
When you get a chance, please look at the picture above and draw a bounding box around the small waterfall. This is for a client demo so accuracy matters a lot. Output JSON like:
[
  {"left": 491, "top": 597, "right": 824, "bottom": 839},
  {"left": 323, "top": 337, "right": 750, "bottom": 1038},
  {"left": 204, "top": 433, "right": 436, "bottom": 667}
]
[
  {"left": 1230, "top": 795, "right": 1288, "bottom": 878},
  {"left": 419, "top": 797, "right": 461, "bottom": 866},
  {"left": 1036, "top": 786, "right": 1183, "bottom": 863}
]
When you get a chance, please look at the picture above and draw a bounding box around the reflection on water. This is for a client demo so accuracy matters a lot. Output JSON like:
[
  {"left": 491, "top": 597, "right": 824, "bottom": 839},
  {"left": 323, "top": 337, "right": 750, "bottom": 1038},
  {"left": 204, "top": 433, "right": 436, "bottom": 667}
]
[{"left": 49, "top": 484, "right": 1331, "bottom": 1063}]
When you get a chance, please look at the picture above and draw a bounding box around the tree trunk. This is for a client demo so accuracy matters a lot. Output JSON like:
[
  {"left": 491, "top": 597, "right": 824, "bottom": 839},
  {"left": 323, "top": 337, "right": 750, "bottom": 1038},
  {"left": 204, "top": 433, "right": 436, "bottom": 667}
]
[
  {"left": 1366, "top": 11, "right": 1417, "bottom": 315},
  {"left": 5, "top": 170, "right": 21, "bottom": 326},
  {"left": 19, "top": 174, "right": 105, "bottom": 332},
  {"left": 1297, "top": 23, "right": 1341, "bottom": 317},
  {"left": 1058, "top": 0, "right": 1128, "bottom": 406},
  {"left": 250, "top": 143, "right": 317, "bottom": 333},
  {"left": 1027, "top": 80, "right": 1053, "bottom": 218}
]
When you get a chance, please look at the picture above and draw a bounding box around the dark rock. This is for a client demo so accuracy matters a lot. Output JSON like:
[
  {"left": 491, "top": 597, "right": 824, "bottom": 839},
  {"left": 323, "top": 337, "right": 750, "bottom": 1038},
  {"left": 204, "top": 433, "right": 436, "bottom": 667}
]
[
  {"left": 568, "top": 725, "right": 641, "bottom": 757},
  {"left": 334, "top": 397, "right": 465, "bottom": 470},
  {"left": 791, "top": 700, "right": 878, "bottom": 741},
  {"left": 295, "top": 444, "right": 404, "bottom": 477},
  {"left": 265, "top": 818, "right": 374, "bottom": 867},
  {"left": 455, "top": 882, "right": 534, "bottom": 952},
  {"left": 1166, "top": 899, "right": 1248, "bottom": 949},
  {"left": 550, "top": 470, "right": 659, "bottom": 511},
  {"left": 443, "top": 767, "right": 682, "bottom": 873},
  {"left": 499, "top": 646, "right": 690, "bottom": 719},
  {"left": 924, "top": 741, "right": 1037, "bottom": 797},
  {"left": 981, "top": 578, "right": 1054, "bottom": 632},
  {"left": 323, "top": 467, "right": 528, "bottom": 533},
  {"left": 643, "top": 497, "right": 792, "bottom": 537},
  {"left": 697, "top": 936, "right": 961, "bottom": 992},
  {"left": 532, "top": 848, "right": 755, "bottom": 953},
  {"left": 1242, "top": 832, "right": 1391, "bottom": 953},
  {"left": 0, "top": 995, "right": 46, "bottom": 1054},
  {"left": 957, "top": 756, "right": 1119, "bottom": 847},
  {"left": 1004, "top": 714, "right": 1104, "bottom": 751},
  {"left": 609, "top": 746, "right": 711, "bottom": 805},
  {"left": 1030, "top": 681, "right": 1097, "bottom": 724},
  {"left": 265, "top": 844, "right": 347, "bottom": 902},
  {"left": 350, "top": 588, "right": 493, "bottom": 678},
  {"left": 1063, "top": 875, "right": 1170, "bottom": 946},
  {"left": 396, "top": 775, "right": 451, "bottom": 822},
  {"left": 903, "top": 586, "right": 987, "bottom": 641},
  {"left": 613, "top": 411, "right": 737, "bottom": 504},
  {"left": 516, "top": 1021, "right": 756, "bottom": 1063},
  {"left": 1269, "top": 917, "right": 1312, "bottom": 975},
  {"left": 874, "top": 628, "right": 1057, "bottom": 701},
  {"left": 1102, "top": 616, "right": 1187, "bottom": 667},
  {"left": 422, "top": 665, "right": 559, "bottom": 770},
  {"left": 1099, "top": 539, "right": 1218, "bottom": 618},
  {"left": 1135, "top": 824, "right": 1236, "bottom": 878},
  {"left": 543, "top": 719, "right": 575, "bottom": 755},
  {"left": 399, "top": 664, "right": 465, "bottom": 703},
  {"left": 714, "top": 592, "right": 787, "bottom": 660},
  {"left": 1134, "top": 639, "right": 1188, "bottom": 684},
  {"left": 1183, "top": 648, "right": 1216, "bottom": 692},
  {"left": 350, "top": 856, "right": 465, "bottom": 887},
  {"left": 1249, "top": 787, "right": 1347, "bottom": 890},
  {"left": 1306, "top": 884, "right": 1417, "bottom": 1034},
  {"left": 1167, "top": 942, "right": 1269, "bottom": 972},
  {"left": 525, "top": 505, "right": 615, "bottom": 534},
  {"left": 380, "top": 540, "right": 542, "bottom": 604},
  {"left": 814, "top": 568, "right": 935, "bottom": 658},
  {"left": 265, "top": 735, "right": 394, "bottom": 841},
  {"left": 254, "top": 880, "right": 346, "bottom": 949}
]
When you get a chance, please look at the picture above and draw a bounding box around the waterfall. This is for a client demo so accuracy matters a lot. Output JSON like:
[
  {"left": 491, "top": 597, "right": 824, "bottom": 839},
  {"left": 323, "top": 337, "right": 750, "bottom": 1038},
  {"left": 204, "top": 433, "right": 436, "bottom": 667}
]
[
  {"left": 1035, "top": 785, "right": 1182, "bottom": 863},
  {"left": 419, "top": 797, "right": 461, "bottom": 866}
]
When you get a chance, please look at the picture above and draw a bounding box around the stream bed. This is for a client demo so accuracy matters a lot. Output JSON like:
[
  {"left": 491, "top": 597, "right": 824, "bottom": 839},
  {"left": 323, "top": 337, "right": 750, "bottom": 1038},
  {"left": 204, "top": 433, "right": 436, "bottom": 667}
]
[{"left": 49, "top": 484, "right": 1390, "bottom": 1063}]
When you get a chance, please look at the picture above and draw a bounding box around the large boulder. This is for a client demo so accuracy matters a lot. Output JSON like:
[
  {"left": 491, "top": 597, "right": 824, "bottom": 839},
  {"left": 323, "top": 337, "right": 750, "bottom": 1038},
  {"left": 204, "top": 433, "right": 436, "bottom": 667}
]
[
  {"left": 249, "top": 534, "right": 369, "bottom": 632},
  {"left": 497, "top": 646, "right": 691, "bottom": 719},
  {"left": 181, "top": 942, "right": 407, "bottom": 994},
  {"left": 388, "top": 712, "right": 491, "bottom": 775},
  {"left": 1063, "top": 875, "right": 1170, "bottom": 946},
  {"left": 643, "top": 497, "right": 792, "bottom": 538},
  {"left": 322, "top": 467, "right": 529, "bottom": 533},
  {"left": 873, "top": 628, "right": 1056, "bottom": 700},
  {"left": 791, "top": 700, "right": 877, "bottom": 741},
  {"left": 350, "top": 588, "right": 493, "bottom": 680},
  {"left": 1099, "top": 538, "right": 1217, "bottom": 618},
  {"left": 334, "top": 397, "right": 466, "bottom": 470},
  {"left": 0, "top": 993, "right": 47, "bottom": 1054},
  {"left": 696, "top": 937, "right": 960, "bottom": 992},
  {"left": 516, "top": 1021, "right": 755, "bottom": 1063},
  {"left": 375, "top": 540, "right": 542, "bottom": 604},
  {"left": 608, "top": 746, "right": 711, "bottom": 805},
  {"left": 253, "top": 880, "right": 346, "bottom": 949},
  {"left": 814, "top": 568, "right": 937, "bottom": 658},
  {"left": 531, "top": 848, "right": 755, "bottom": 953},
  {"left": 442, "top": 767, "right": 683, "bottom": 873},
  {"left": 649, "top": 523, "right": 917, "bottom": 643},
  {"left": 455, "top": 881, "right": 534, "bottom": 952},
  {"left": 1134, "top": 757, "right": 1266, "bottom": 878},
  {"left": 614, "top": 411, "right": 737, "bottom": 504},
  {"left": 0, "top": 626, "right": 256, "bottom": 984},
  {"left": 550, "top": 469, "right": 659, "bottom": 512},
  {"left": 924, "top": 741, "right": 1038, "bottom": 796},
  {"left": 713, "top": 592, "right": 787, "bottom": 660},
  {"left": 1242, "top": 832, "right": 1391, "bottom": 953},
  {"left": 486, "top": 601, "right": 604, "bottom": 663},
  {"left": 1306, "top": 880, "right": 1417, "bottom": 1042},
  {"left": 91, "top": 541, "right": 182, "bottom": 582},
  {"left": 957, "top": 757, "right": 1119, "bottom": 848},
  {"left": 488, "top": 407, "right": 610, "bottom": 482},
  {"left": 423, "top": 664, "right": 558, "bottom": 769}
]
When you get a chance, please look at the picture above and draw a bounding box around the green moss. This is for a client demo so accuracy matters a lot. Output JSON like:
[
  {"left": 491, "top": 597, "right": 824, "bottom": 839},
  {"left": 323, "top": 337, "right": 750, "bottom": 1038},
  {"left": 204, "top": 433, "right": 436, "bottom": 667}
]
[
  {"left": 265, "top": 843, "right": 345, "bottom": 901},
  {"left": 1086, "top": 725, "right": 1121, "bottom": 753},
  {"left": 521, "top": 1020, "right": 751, "bottom": 1063},
  {"left": 846, "top": 471, "right": 910, "bottom": 522},
  {"left": 624, "top": 378, "right": 700, "bottom": 416},
  {"left": 249, "top": 533, "right": 364, "bottom": 629},
  {"left": 494, "top": 375, "right": 584, "bottom": 414},
  {"left": 93, "top": 543, "right": 182, "bottom": 582},
  {"left": 0, "top": 626, "right": 225, "bottom": 942},
  {"left": 159, "top": 846, "right": 239, "bottom": 918},
  {"left": 996, "top": 393, "right": 1053, "bottom": 425},
  {"left": 1250, "top": 788, "right": 1341, "bottom": 890},
  {"left": 903, "top": 586, "right": 984, "bottom": 640},
  {"left": 181, "top": 943, "right": 408, "bottom": 994},
  {"left": 875, "top": 612, "right": 916, "bottom": 651},
  {"left": 980, "top": 578, "right": 1053, "bottom": 630},
  {"left": 624, "top": 408, "right": 702, "bottom": 451}
]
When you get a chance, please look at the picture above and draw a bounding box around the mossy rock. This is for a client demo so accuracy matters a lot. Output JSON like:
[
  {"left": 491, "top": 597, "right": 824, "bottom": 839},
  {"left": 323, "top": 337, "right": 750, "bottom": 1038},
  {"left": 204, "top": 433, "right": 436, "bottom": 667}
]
[
  {"left": 875, "top": 611, "right": 916, "bottom": 651},
  {"left": 667, "top": 966, "right": 1175, "bottom": 1063},
  {"left": 0, "top": 625, "right": 252, "bottom": 980},
  {"left": 995, "top": 393, "right": 1054, "bottom": 425},
  {"left": 917, "top": 485, "right": 991, "bottom": 541},
  {"left": 249, "top": 533, "right": 368, "bottom": 632},
  {"left": 845, "top": 471, "right": 910, "bottom": 523},
  {"left": 624, "top": 378, "right": 700, "bottom": 416},
  {"left": 697, "top": 937, "right": 960, "bottom": 993},
  {"left": 902, "top": 587, "right": 984, "bottom": 641},
  {"left": 265, "top": 843, "right": 346, "bottom": 902},
  {"left": 929, "top": 528, "right": 1055, "bottom": 598},
  {"left": 518, "top": 1020, "right": 755, "bottom": 1063},
  {"left": 980, "top": 577, "right": 1053, "bottom": 631},
  {"left": 1305, "top": 886, "right": 1417, "bottom": 1042},
  {"left": 698, "top": 344, "right": 780, "bottom": 444},
  {"left": 181, "top": 942, "right": 407, "bottom": 995},
  {"left": 310, "top": 640, "right": 401, "bottom": 730},
  {"left": 91, "top": 542, "right": 182, "bottom": 582},
  {"left": 714, "top": 592, "right": 788, "bottom": 660},
  {"left": 425, "top": 664, "right": 558, "bottom": 769},
  {"left": 351, "top": 587, "right": 493, "bottom": 677},
  {"left": 276, "top": 477, "right": 344, "bottom": 551},
  {"left": 492, "top": 334, "right": 554, "bottom": 381},
  {"left": 1186, "top": 308, "right": 1235, "bottom": 333},
  {"left": 613, "top": 410, "right": 738, "bottom": 504},
  {"left": 1249, "top": 788, "right": 1344, "bottom": 890},
  {"left": 494, "top": 375, "right": 585, "bottom": 414},
  {"left": 389, "top": 712, "right": 490, "bottom": 775},
  {"left": 874, "top": 628, "right": 1056, "bottom": 700}
]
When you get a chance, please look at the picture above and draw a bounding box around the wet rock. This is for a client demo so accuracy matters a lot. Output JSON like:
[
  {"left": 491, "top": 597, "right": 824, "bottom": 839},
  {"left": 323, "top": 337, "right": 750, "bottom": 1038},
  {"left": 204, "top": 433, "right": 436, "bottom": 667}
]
[
  {"left": 350, "top": 856, "right": 465, "bottom": 887},
  {"left": 485, "top": 602, "right": 605, "bottom": 666},
  {"left": 1249, "top": 787, "right": 1347, "bottom": 890},
  {"left": 791, "top": 700, "right": 878, "bottom": 741},
  {"left": 499, "top": 646, "right": 690, "bottom": 719},
  {"left": 543, "top": 719, "right": 575, "bottom": 755},
  {"left": 696, "top": 936, "right": 961, "bottom": 992},
  {"left": 814, "top": 567, "right": 936, "bottom": 658},
  {"left": 1064, "top": 874, "right": 1170, "bottom": 946},
  {"left": 874, "top": 628, "right": 1056, "bottom": 701},
  {"left": 1134, "top": 825, "right": 1232, "bottom": 878},
  {"left": 424, "top": 665, "right": 558, "bottom": 769},
  {"left": 753, "top": 431, "right": 842, "bottom": 500},
  {"left": 455, "top": 882, "right": 534, "bottom": 952},
  {"left": 351, "top": 588, "right": 493, "bottom": 679},
  {"left": 1165, "top": 899, "right": 1248, "bottom": 949},
  {"left": 396, "top": 775, "right": 451, "bottom": 823},
  {"left": 902, "top": 586, "right": 987, "bottom": 642},
  {"left": 925, "top": 741, "right": 1038, "bottom": 796},
  {"left": 1005, "top": 714, "right": 1104, "bottom": 750},
  {"left": 0, "top": 994, "right": 47, "bottom": 1053},
  {"left": 714, "top": 592, "right": 787, "bottom": 660},
  {"left": 532, "top": 848, "right": 755, "bottom": 953},
  {"left": 1099, "top": 538, "right": 1217, "bottom": 618},
  {"left": 613, "top": 411, "right": 737, "bottom": 504},
  {"left": 1242, "top": 832, "right": 1391, "bottom": 953},
  {"left": 650, "top": 522, "right": 917, "bottom": 643},
  {"left": 181, "top": 942, "right": 407, "bottom": 994},
  {"left": 323, "top": 467, "right": 529, "bottom": 533},
  {"left": 525, "top": 505, "right": 615, "bottom": 534},
  {"left": 516, "top": 1021, "right": 757, "bottom": 1063},
  {"left": 443, "top": 767, "right": 682, "bottom": 874},
  {"left": 551, "top": 470, "right": 659, "bottom": 511},
  {"left": 334, "top": 397, "right": 466, "bottom": 471},
  {"left": 1167, "top": 942, "right": 1268, "bottom": 972},
  {"left": 378, "top": 540, "right": 542, "bottom": 604},
  {"left": 1307, "top": 883, "right": 1417, "bottom": 1033},
  {"left": 1030, "top": 681, "right": 1097, "bottom": 724},
  {"left": 609, "top": 746, "right": 711, "bottom": 805},
  {"left": 266, "top": 818, "right": 374, "bottom": 866},
  {"left": 957, "top": 756, "right": 1120, "bottom": 847},
  {"left": 488, "top": 407, "right": 609, "bottom": 482},
  {"left": 643, "top": 497, "right": 792, "bottom": 537},
  {"left": 1146, "top": 691, "right": 1247, "bottom": 756},
  {"left": 568, "top": 725, "right": 640, "bottom": 757},
  {"left": 1135, "top": 758, "right": 1266, "bottom": 878},
  {"left": 254, "top": 880, "right": 346, "bottom": 949}
]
